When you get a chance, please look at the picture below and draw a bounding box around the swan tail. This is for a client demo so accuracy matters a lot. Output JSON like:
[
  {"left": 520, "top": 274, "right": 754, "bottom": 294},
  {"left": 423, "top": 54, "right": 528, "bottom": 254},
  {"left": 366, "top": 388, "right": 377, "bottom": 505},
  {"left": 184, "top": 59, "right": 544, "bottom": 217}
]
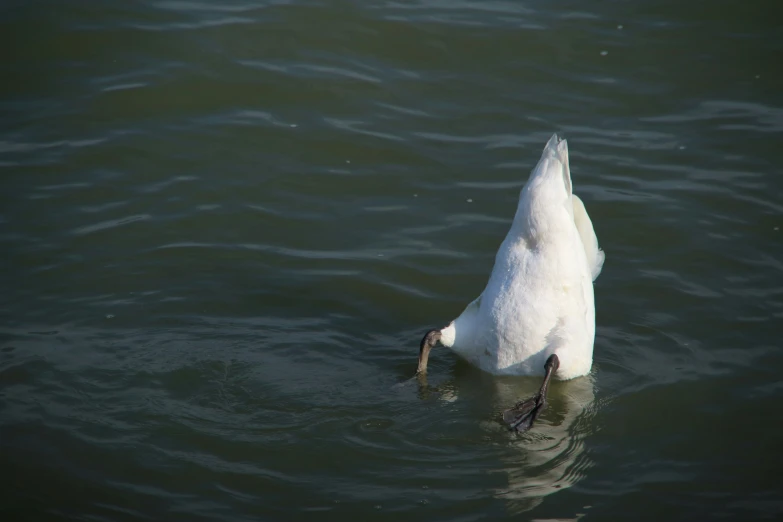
[{"left": 542, "top": 133, "right": 572, "bottom": 197}]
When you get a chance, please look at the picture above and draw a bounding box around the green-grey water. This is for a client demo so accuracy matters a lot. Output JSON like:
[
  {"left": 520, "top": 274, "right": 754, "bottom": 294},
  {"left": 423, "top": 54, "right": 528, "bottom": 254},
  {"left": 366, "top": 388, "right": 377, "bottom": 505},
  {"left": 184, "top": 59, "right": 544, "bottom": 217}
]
[{"left": 2, "top": 1, "right": 782, "bottom": 520}]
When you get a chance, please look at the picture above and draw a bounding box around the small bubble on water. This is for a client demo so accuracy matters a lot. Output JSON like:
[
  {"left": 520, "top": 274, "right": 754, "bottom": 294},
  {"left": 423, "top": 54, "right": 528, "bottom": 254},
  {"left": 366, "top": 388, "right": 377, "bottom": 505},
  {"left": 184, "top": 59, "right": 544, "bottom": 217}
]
[
  {"left": 346, "top": 160, "right": 351, "bottom": 164},
  {"left": 413, "top": 193, "right": 418, "bottom": 197},
  {"left": 106, "top": 314, "right": 114, "bottom": 319},
  {"left": 755, "top": 75, "right": 761, "bottom": 79},
  {"left": 422, "top": 485, "right": 429, "bottom": 489},
  {"left": 617, "top": 24, "right": 623, "bottom": 29},
  {"left": 679, "top": 145, "right": 686, "bottom": 150},
  {"left": 374, "top": 505, "right": 382, "bottom": 510},
  {"left": 290, "top": 124, "right": 297, "bottom": 128},
  {"left": 419, "top": 499, "right": 429, "bottom": 505},
  {"left": 774, "top": 227, "right": 779, "bottom": 231},
  {"left": 600, "top": 50, "right": 608, "bottom": 56},
  {"left": 467, "top": 198, "right": 473, "bottom": 203}
]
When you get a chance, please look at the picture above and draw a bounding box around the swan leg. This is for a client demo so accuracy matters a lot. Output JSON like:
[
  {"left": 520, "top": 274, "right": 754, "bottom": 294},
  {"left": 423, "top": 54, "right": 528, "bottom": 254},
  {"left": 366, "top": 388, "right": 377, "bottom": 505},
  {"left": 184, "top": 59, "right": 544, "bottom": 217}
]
[
  {"left": 502, "top": 354, "right": 560, "bottom": 433},
  {"left": 417, "top": 329, "right": 441, "bottom": 374}
]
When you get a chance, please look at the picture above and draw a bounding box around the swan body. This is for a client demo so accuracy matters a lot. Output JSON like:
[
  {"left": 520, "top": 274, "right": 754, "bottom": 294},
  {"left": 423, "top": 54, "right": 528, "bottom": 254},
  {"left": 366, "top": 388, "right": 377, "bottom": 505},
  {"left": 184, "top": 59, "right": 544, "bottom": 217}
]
[{"left": 422, "top": 134, "right": 604, "bottom": 381}]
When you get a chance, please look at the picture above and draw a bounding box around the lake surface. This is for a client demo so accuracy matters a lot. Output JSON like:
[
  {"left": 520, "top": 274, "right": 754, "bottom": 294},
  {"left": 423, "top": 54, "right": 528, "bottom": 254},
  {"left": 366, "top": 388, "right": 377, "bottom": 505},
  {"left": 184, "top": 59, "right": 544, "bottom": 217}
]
[{"left": 2, "top": 1, "right": 782, "bottom": 520}]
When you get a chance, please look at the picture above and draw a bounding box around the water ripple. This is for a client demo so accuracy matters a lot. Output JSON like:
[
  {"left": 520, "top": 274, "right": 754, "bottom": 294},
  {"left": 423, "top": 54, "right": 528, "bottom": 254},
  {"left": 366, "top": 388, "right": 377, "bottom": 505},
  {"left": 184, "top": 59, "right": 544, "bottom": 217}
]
[{"left": 3, "top": 0, "right": 783, "bottom": 520}]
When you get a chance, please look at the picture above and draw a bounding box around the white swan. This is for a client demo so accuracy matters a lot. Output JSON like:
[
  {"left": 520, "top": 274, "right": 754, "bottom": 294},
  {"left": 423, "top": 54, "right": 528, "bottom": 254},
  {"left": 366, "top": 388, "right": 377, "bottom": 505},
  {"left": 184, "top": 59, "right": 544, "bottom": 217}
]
[{"left": 416, "top": 134, "right": 604, "bottom": 432}]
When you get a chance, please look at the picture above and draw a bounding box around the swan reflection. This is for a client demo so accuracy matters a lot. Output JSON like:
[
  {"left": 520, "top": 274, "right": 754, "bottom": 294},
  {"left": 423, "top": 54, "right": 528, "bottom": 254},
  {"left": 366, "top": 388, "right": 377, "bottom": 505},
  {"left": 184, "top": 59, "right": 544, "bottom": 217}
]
[{"left": 491, "top": 374, "right": 596, "bottom": 515}]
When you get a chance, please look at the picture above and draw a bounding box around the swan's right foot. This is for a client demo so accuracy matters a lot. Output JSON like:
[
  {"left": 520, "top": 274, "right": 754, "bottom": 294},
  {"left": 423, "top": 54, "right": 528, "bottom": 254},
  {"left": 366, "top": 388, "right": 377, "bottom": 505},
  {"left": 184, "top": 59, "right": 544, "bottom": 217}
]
[{"left": 502, "top": 354, "right": 560, "bottom": 433}]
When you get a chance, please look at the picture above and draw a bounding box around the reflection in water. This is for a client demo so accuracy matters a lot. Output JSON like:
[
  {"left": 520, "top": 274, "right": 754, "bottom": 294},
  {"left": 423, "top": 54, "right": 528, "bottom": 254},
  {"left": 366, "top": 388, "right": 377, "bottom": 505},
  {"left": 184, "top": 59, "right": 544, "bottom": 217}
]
[
  {"left": 493, "top": 375, "right": 595, "bottom": 515},
  {"left": 423, "top": 370, "right": 596, "bottom": 516},
  {"left": 420, "top": 364, "right": 595, "bottom": 518}
]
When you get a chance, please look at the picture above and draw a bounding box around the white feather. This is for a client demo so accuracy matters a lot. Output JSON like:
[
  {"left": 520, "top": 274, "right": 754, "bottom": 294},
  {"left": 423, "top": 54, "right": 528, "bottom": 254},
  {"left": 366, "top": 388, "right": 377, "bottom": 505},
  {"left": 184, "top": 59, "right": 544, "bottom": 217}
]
[
  {"left": 572, "top": 194, "right": 605, "bottom": 281},
  {"left": 439, "top": 134, "right": 604, "bottom": 380}
]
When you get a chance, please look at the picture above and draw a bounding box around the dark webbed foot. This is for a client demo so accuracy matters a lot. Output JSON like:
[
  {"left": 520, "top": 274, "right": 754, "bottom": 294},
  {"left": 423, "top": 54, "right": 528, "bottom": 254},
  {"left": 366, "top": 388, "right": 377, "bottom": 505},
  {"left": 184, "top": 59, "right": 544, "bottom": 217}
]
[
  {"left": 502, "top": 354, "right": 560, "bottom": 433},
  {"left": 502, "top": 395, "right": 544, "bottom": 433}
]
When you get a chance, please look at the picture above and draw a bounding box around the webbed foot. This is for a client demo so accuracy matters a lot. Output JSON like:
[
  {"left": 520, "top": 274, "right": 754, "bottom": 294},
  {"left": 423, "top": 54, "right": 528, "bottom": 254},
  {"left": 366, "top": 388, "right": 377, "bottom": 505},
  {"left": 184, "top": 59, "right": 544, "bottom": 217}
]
[{"left": 502, "top": 354, "right": 560, "bottom": 433}]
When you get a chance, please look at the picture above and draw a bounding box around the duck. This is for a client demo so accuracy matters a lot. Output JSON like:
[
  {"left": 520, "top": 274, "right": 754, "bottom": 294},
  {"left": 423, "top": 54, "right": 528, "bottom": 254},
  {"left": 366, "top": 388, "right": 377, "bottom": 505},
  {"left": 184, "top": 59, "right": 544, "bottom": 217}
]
[{"left": 416, "top": 134, "right": 604, "bottom": 433}]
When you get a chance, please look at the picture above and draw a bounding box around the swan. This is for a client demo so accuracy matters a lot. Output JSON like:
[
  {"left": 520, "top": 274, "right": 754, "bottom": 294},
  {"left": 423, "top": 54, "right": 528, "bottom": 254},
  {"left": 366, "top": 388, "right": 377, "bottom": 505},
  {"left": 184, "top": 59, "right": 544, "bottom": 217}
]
[{"left": 416, "top": 134, "right": 604, "bottom": 432}]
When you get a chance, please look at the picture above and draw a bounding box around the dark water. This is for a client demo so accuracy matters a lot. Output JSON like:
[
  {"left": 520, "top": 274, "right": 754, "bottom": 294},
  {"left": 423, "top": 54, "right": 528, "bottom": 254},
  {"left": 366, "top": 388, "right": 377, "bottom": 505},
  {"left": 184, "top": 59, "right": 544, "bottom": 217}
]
[{"left": 2, "top": 1, "right": 782, "bottom": 520}]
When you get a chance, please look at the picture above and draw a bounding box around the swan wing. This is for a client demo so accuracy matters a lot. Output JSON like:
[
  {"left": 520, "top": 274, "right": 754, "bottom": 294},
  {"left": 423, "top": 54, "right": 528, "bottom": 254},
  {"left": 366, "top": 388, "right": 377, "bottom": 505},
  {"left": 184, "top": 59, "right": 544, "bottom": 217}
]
[{"left": 571, "top": 194, "right": 604, "bottom": 281}]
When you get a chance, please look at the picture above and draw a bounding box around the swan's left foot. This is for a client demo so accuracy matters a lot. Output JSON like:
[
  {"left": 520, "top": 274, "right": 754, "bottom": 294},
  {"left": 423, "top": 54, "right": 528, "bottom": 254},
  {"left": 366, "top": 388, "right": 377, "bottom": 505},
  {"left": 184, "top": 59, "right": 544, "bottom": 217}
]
[
  {"left": 502, "top": 354, "right": 560, "bottom": 433},
  {"left": 417, "top": 329, "right": 441, "bottom": 374}
]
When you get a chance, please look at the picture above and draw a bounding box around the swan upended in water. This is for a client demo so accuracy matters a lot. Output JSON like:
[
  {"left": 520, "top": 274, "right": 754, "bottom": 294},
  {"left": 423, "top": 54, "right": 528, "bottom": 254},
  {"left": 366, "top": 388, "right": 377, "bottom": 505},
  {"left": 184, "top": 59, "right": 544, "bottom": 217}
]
[{"left": 417, "top": 134, "right": 604, "bottom": 432}]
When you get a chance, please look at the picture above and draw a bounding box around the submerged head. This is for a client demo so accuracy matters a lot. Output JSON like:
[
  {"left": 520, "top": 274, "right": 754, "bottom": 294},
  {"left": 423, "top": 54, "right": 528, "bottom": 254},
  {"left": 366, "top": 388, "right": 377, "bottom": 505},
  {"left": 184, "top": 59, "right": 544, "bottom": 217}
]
[{"left": 417, "top": 329, "right": 442, "bottom": 373}]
